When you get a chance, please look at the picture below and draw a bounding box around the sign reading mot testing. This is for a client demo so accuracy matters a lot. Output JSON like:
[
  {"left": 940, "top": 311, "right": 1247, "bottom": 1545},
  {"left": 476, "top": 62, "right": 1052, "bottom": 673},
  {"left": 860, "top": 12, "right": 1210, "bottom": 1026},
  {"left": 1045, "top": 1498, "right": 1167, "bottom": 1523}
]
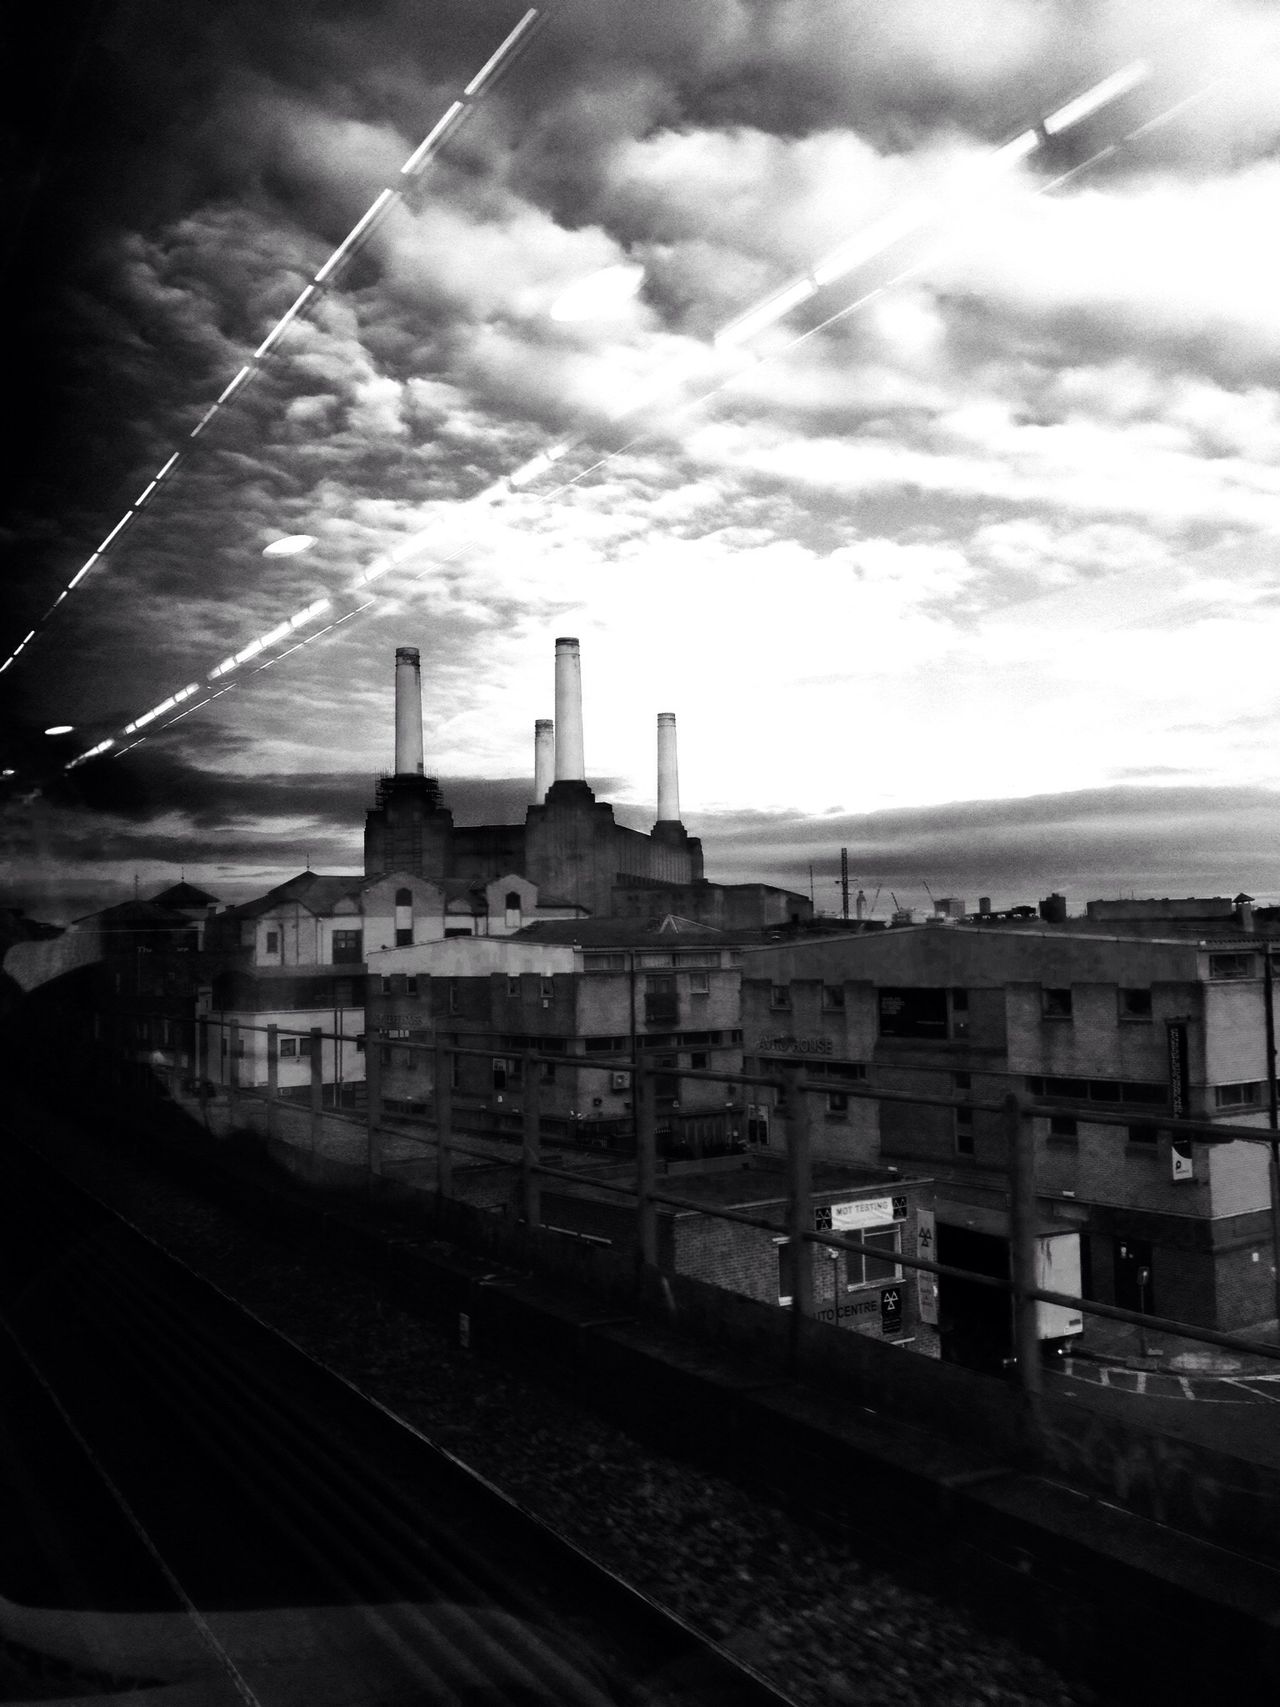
[{"left": 814, "top": 1195, "right": 908, "bottom": 1232}]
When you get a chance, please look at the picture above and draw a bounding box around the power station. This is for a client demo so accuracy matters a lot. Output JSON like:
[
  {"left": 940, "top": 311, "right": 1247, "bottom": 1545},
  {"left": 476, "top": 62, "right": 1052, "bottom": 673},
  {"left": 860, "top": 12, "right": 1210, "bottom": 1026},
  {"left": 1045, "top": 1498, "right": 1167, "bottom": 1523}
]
[{"left": 364, "top": 637, "right": 808, "bottom": 929}]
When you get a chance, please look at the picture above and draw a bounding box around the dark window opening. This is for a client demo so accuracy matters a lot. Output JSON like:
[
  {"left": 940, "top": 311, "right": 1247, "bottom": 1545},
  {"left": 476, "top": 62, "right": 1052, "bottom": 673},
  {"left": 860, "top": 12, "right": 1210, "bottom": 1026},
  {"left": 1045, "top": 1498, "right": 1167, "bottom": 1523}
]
[{"left": 878, "top": 987, "right": 947, "bottom": 1039}]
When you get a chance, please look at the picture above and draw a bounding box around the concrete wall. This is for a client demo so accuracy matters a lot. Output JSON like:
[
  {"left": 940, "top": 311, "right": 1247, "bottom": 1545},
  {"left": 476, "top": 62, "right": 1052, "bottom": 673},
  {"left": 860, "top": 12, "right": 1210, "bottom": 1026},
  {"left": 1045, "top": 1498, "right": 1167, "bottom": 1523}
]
[{"left": 211, "top": 1007, "right": 365, "bottom": 1091}]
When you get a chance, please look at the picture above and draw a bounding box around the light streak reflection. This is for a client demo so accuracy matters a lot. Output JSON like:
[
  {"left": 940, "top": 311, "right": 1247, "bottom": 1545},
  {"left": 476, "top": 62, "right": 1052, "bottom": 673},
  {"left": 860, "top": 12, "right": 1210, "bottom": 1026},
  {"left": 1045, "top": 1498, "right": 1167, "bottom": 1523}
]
[{"left": 17, "top": 11, "right": 544, "bottom": 677}]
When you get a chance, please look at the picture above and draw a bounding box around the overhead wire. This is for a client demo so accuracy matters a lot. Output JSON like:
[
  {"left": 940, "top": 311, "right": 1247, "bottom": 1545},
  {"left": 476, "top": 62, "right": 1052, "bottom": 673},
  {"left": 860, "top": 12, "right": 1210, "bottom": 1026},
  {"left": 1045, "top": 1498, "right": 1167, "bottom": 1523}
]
[{"left": 62, "top": 41, "right": 1266, "bottom": 770}]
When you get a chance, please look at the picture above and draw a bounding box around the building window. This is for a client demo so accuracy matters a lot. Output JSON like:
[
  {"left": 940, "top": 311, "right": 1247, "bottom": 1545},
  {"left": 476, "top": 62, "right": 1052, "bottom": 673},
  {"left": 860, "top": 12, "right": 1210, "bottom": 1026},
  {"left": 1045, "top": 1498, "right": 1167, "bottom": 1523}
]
[
  {"left": 689, "top": 1051, "right": 708, "bottom": 1070},
  {"left": 1214, "top": 1081, "right": 1263, "bottom": 1109},
  {"left": 878, "top": 988, "right": 947, "bottom": 1039},
  {"left": 1026, "top": 1074, "right": 1165, "bottom": 1107},
  {"left": 450, "top": 1052, "right": 461, "bottom": 1090},
  {"left": 827, "top": 1091, "right": 849, "bottom": 1116},
  {"left": 507, "top": 976, "right": 520, "bottom": 996},
  {"left": 265, "top": 930, "right": 279, "bottom": 954},
  {"left": 776, "top": 1240, "right": 795, "bottom": 1305},
  {"left": 540, "top": 1060, "right": 556, "bottom": 1084},
  {"left": 381, "top": 977, "right": 392, "bottom": 995},
  {"left": 644, "top": 974, "right": 678, "bottom": 1027},
  {"left": 492, "top": 1056, "right": 517, "bottom": 1091},
  {"left": 770, "top": 985, "right": 791, "bottom": 1010},
  {"left": 333, "top": 929, "right": 363, "bottom": 964},
  {"left": 448, "top": 980, "right": 459, "bottom": 1014},
  {"left": 298, "top": 1034, "right": 314, "bottom": 1057},
  {"left": 688, "top": 972, "right": 710, "bottom": 996},
  {"left": 949, "top": 988, "right": 970, "bottom": 1037},
  {"left": 1049, "top": 1115, "right": 1078, "bottom": 1139},
  {"left": 1042, "top": 988, "right": 1073, "bottom": 1020},
  {"left": 540, "top": 978, "right": 555, "bottom": 1000},
  {"left": 1209, "top": 953, "right": 1255, "bottom": 980},
  {"left": 355, "top": 1034, "right": 366, "bottom": 1054},
  {"left": 395, "top": 928, "right": 413, "bottom": 947},
  {"left": 406, "top": 976, "right": 418, "bottom": 995},
  {"left": 1119, "top": 987, "right": 1153, "bottom": 1020},
  {"left": 1127, "top": 1123, "right": 1159, "bottom": 1145},
  {"left": 279, "top": 1037, "right": 297, "bottom": 1057},
  {"left": 822, "top": 985, "right": 845, "bottom": 1010},
  {"left": 955, "top": 1099, "right": 974, "bottom": 1156},
  {"left": 747, "top": 1104, "right": 771, "bottom": 1146},
  {"left": 845, "top": 1227, "right": 900, "bottom": 1288},
  {"left": 505, "top": 890, "right": 522, "bottom": 930}
]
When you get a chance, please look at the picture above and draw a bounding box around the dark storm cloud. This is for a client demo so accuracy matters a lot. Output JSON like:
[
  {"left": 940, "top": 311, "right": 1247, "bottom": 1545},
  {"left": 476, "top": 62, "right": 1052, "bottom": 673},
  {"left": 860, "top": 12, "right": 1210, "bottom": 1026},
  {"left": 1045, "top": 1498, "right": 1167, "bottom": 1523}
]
[
  {"left": 36, "top": 743, "right": 627, "bottom": 840},
  {"left": 690, "top": 784, "right": 1280, "bottom": 909}
]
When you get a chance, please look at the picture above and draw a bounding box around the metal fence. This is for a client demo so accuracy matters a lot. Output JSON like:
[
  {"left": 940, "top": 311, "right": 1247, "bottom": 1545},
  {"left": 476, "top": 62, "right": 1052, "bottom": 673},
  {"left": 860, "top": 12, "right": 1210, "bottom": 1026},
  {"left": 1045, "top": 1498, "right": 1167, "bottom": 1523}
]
[{"left": 164, "top": 1010, "right": 1280, "bottom": 1400}]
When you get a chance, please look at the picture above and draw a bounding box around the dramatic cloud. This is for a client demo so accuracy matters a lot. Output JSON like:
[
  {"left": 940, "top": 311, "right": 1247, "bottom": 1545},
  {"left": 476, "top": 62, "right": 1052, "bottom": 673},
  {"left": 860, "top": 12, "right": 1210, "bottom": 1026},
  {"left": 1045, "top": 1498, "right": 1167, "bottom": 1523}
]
[{"left": 7, "top": 0, "right": 1280, "bottom": 917}]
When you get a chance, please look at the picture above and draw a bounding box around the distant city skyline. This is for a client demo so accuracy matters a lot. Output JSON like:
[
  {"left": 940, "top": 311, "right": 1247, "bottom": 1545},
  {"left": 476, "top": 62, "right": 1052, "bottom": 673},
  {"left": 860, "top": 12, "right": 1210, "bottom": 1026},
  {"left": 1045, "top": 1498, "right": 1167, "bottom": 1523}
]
[{"left": 6, "top": 2, "right": 1280, "bottom": 920}]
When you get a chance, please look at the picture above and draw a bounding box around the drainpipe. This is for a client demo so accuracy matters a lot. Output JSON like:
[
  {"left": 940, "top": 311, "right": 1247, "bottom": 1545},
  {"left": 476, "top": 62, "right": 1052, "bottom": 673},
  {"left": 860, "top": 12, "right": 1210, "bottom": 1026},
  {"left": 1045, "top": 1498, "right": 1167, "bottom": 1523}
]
[{"left": 1263, "top": 946, "right": 1280, "bottom": 1328}]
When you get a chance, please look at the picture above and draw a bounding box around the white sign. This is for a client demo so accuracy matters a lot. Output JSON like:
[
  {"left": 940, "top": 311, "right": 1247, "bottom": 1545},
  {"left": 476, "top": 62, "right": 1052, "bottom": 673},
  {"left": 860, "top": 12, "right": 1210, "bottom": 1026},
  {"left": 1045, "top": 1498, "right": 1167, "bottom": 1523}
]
[
  {"left": 824, "top": 1196, "right": 893, "bottom": 1231},
  {"left": 1034, "top": 1233, "right": 1084, "bottom": 1338},
  {"left": 1171, "top": 1138, "right": 1194, "bottom": 1182}
]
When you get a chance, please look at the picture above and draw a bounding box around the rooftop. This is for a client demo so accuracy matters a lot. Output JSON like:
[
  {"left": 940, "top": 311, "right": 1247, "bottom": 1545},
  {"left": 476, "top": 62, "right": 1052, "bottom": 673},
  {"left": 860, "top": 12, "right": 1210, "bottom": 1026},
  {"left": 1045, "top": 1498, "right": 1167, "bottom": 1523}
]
[{"left": 651, "top": 1158, "right": 926, "bottom": 1214}]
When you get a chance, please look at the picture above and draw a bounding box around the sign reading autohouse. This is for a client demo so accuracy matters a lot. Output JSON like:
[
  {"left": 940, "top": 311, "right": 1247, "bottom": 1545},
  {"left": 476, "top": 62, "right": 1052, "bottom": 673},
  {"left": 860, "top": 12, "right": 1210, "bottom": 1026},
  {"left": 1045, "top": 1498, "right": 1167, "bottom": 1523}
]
[{"left": 755, "top": 1036, "right": 834, "bottom": 1054}]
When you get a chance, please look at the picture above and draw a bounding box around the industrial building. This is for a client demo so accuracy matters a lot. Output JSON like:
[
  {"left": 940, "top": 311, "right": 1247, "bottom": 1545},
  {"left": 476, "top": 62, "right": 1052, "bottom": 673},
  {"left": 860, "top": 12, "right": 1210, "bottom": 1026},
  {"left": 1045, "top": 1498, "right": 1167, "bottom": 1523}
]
[
  {"left": 364, "top": 637, "right": 810, "bottom": 926},
  {"left": 534, "top": 1157, "right": 940, "bottom": 1355},
  {"left": 739, "top": 924, "right": 1280, "bottom": 1360},
  {"left": 202, "top": 636, "right": 808, "bottom": 1106},
  {"left": 366, "top": 915, "right": 749, "bottom": 1153}
]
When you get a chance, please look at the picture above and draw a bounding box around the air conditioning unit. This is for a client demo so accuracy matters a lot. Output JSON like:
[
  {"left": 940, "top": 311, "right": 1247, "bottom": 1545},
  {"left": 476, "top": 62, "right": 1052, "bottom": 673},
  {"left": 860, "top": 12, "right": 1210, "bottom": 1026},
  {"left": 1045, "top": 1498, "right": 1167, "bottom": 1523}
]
[{"left": 611, "top": 1071, "right": 632, "bottom": 1091}]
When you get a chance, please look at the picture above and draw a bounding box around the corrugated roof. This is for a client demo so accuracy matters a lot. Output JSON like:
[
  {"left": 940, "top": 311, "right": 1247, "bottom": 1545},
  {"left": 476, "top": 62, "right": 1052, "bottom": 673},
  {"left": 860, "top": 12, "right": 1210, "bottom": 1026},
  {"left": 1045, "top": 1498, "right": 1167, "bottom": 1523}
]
[{"left": 511, "top": 914, "right": 727, "bottom": 947}]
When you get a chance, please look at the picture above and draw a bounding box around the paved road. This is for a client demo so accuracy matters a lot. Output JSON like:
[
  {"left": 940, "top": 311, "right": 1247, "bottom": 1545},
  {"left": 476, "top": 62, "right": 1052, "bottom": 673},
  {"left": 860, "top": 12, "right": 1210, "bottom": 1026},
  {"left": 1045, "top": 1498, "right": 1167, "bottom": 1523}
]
[{"left": 1060, "top": 1356, "right": 1280, "bottom": 1405}]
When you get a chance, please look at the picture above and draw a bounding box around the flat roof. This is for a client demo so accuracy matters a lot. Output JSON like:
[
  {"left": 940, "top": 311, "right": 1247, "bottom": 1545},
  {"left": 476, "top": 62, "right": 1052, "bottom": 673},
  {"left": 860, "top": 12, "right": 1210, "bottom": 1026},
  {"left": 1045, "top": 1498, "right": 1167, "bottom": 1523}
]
[{"left": 651, "top": 1159, "right": 930, "bottom": 1214}]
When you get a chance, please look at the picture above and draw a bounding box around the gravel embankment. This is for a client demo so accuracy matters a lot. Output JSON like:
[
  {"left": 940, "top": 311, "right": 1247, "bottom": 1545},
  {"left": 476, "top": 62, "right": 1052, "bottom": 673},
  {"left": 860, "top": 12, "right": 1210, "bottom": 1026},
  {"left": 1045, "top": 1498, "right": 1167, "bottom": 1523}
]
[{"left": 31, "top": 1140, "right": 1098, "bottom": 1707}]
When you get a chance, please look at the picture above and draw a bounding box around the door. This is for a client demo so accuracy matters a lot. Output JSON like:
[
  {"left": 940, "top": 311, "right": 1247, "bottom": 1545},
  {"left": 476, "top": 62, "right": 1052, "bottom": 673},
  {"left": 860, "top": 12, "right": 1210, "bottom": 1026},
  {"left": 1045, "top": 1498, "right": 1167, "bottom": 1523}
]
[{"left": 1114, "top": 1237, "right": 1153, "bottom": 1315}]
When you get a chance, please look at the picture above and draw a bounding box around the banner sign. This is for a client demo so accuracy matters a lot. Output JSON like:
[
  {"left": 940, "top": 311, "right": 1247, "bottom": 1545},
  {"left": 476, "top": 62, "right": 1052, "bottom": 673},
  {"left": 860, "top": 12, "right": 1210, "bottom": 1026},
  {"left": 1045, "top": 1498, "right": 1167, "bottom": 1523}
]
[
  {"left": 815, "top": 1195, "right": 907, "bottom": 1232},
  {"left": 1167, "top": 1021, "right": 1193, "bottom": 1181},
  {"left": 915, "top": 1207, "right": 939, "bottom": 1325},
  {"left": 1166, "top": 1020, "right": 1189, "bottom": 1117},
  {"left": 879, "top": 1286, "right": 903, "bottom": 1335}
]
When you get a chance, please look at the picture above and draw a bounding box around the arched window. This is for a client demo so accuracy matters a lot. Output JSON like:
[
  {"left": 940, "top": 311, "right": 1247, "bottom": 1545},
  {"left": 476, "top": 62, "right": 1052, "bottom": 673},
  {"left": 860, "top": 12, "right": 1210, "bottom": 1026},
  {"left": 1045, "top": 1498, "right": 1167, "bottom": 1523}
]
[
  {"left": 395, "top": 887, "right": 412, "bottom": 906},
  {"left": 505, "top": 889, "right": 522, "bottom": 931}
]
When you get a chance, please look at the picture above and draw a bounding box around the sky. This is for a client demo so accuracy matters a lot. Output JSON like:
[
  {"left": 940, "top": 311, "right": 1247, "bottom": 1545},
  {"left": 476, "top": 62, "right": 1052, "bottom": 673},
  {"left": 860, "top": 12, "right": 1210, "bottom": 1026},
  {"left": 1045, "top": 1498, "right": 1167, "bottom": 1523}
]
[{"left": 6, "top": 0, "right": 1280, "bottom": 922}]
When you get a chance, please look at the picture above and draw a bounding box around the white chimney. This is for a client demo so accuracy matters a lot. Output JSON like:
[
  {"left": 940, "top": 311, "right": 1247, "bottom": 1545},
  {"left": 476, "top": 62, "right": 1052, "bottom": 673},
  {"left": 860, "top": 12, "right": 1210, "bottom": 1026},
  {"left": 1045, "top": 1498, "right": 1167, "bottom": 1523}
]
[
  {"left": 394, "top": 647, "right": 424, "bottom": 776},
  {"left": 657, "top": 712, "right": 680, "bottom": 821},
  {"left": 553, "top": 638, "right": 585, "bottom": 781},
  {"left": 534, "top": 719, "right": 555, "bottom": 799}
]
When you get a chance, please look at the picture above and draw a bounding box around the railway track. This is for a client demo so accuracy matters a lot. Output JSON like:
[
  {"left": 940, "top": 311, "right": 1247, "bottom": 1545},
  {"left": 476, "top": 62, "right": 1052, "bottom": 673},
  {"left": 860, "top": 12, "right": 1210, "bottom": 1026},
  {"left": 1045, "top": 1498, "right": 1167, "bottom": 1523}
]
[{"left": 0, "top": 1139, "right": 796, "bottom": 1706}]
